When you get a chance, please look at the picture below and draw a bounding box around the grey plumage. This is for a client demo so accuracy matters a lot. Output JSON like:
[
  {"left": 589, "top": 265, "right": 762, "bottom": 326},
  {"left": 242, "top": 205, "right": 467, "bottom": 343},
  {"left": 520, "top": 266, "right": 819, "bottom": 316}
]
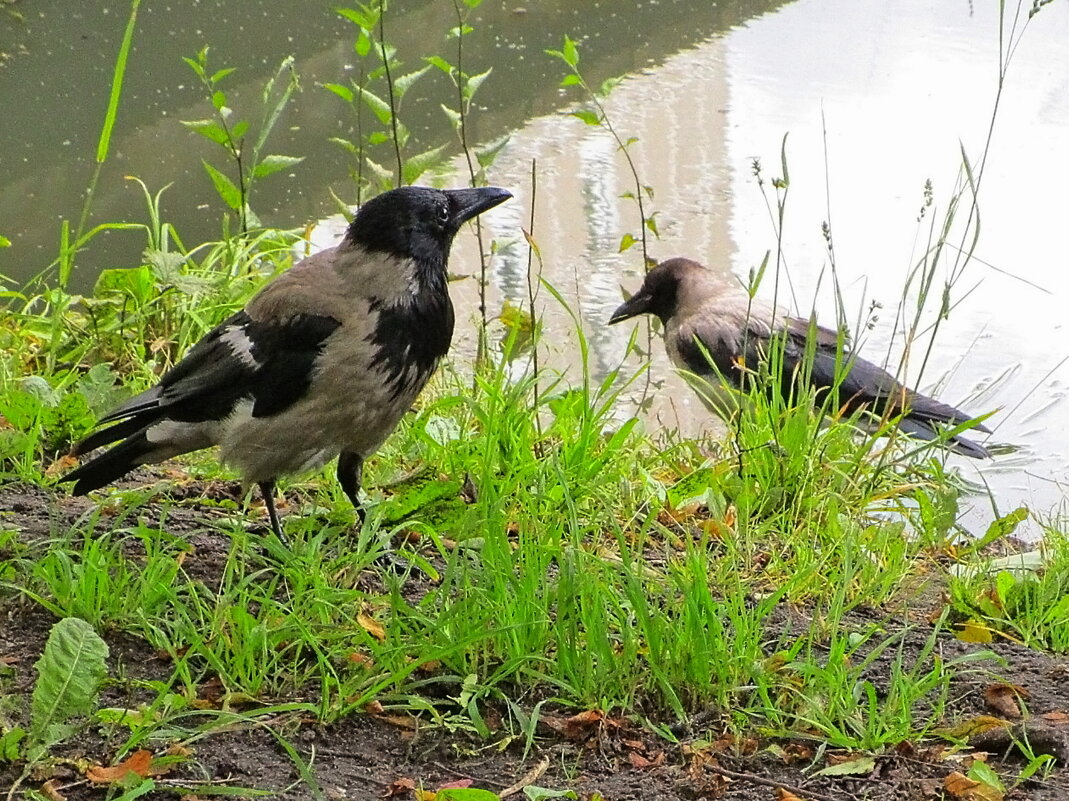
[
  {"left": 63, "top": 185, "right": 512, "bottom": 538},
  {"left": 609, "top": 257, "right": 992, "bottom": 458}
]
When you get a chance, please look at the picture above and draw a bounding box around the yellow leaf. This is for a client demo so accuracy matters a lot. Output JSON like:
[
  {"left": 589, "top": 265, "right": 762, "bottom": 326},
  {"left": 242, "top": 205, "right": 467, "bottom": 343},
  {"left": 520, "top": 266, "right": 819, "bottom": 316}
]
[
  {"left": 357, "top": 612, "right": 386, "bottom": 641},
  {"left": 955, "top": 620, "right": 994, "bottom": 643}
]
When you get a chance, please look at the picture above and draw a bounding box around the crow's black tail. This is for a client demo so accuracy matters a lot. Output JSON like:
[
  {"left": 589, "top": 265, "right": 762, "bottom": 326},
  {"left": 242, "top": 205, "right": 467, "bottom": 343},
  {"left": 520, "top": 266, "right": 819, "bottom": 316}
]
[{"left": 62, "top": 430, "right": 155, "bottom": 494}]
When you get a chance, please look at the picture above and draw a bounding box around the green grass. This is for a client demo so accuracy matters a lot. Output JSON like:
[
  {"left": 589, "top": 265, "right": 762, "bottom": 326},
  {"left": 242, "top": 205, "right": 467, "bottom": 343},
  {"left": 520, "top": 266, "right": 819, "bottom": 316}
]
[{"left": 2, "top": 2, "right": 1066, "bottom": 797}]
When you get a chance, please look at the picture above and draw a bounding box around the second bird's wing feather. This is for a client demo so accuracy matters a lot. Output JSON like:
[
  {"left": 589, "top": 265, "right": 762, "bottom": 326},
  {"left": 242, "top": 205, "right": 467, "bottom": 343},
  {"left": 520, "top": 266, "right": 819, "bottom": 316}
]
[{"left": 675, "top": 307, "right": 989, "bottom": 445}]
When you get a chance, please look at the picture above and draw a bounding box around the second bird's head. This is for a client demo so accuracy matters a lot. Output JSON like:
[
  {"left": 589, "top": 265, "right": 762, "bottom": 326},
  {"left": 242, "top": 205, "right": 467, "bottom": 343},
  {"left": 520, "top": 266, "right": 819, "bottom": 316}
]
[
  {"left": 608, "top": 257, "right": 705, "bottom": 326},
  {"left": 347, "top": 186, "right": 512, "bottom": 266}
]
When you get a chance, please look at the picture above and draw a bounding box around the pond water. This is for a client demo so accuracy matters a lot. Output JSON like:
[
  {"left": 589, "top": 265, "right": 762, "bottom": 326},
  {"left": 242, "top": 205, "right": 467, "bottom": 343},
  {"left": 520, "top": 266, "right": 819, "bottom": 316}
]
[{"left": 2, "top": 0, "right": 1067, "bottom": 534}]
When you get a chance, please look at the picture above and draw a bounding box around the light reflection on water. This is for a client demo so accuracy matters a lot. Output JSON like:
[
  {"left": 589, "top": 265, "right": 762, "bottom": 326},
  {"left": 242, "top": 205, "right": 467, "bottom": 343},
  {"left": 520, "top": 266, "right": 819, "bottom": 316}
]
[
  {"left": 472, "top": 0, "right": 1069, "bottom": 535},
  {"left": 3, "top": 0, "right": 1067, "bottom": 532}
]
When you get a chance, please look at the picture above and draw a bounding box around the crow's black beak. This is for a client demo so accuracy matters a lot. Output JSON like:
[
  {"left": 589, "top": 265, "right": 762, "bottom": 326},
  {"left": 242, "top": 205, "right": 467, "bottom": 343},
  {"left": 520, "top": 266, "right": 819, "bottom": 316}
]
[
  {"left": 608, "top": 292, "right": 651, "bottom": 325},
  {"left": 446, "top": 187, "right": 512, "bottom": 228}
]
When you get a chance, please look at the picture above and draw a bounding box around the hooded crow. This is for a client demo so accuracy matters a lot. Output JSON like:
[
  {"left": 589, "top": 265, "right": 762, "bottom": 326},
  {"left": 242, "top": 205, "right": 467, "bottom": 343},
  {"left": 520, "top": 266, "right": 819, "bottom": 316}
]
[
  {"left": 62, "top": 185, "right": 513, "bottom": 538},
  {"left": 609, "top": 257, "right": 991, "bottom": 458}
]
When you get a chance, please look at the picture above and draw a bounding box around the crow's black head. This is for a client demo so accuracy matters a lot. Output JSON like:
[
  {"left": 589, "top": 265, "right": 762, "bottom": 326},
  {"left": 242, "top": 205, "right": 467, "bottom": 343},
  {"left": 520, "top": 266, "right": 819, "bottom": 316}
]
[
  {"left": 346, "top": 186, "right": 512, "bottom": 266},
  {"left": 609, "top": 257, "right": 704, "bottom": 326}
]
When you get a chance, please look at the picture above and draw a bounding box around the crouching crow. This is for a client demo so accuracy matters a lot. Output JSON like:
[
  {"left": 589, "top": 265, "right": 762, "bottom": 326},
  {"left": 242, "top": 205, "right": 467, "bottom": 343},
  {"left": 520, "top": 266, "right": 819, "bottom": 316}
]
[
  {"left": 63, "top": 185, "right": 513, "bottom": 538},
  {"left": 609, "top": 257, "right": 991, "bottom": 458}
]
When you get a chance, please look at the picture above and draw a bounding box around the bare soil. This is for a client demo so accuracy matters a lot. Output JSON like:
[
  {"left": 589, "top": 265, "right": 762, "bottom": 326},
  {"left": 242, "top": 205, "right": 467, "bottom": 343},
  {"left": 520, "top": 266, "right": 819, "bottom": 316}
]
[{"left": 1, "top": 479, "right": 1068, "bottom": 801}]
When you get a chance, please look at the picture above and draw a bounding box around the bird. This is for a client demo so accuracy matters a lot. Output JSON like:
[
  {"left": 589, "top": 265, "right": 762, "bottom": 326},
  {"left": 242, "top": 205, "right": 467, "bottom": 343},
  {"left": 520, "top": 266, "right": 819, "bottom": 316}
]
[
  {"left": 62, "top": 185, "right": 513, "bottom": 539},
  {"left": 608, "top": 257, "right": 991, "bottom": 458}
]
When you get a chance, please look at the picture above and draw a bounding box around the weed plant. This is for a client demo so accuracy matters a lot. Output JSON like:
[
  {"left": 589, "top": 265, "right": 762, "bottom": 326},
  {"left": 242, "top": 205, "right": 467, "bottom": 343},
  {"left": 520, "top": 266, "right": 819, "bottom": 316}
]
[{"left": 0, "top": 2, "right": 1065, "bottom": 797}]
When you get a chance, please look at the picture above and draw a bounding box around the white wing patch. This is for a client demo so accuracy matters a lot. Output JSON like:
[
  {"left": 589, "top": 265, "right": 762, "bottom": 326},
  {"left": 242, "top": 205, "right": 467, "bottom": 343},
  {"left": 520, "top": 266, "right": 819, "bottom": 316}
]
[{"left": 221, "top": 326, "right": 262, "bottom": 369}]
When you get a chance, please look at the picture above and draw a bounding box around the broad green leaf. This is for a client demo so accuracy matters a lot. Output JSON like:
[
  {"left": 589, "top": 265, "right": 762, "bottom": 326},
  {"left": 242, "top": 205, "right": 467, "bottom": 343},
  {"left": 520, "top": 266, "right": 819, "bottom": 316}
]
[
  {"left": 475, "top": 134, "right": 510, "bottom": 169},
  {"left": 394, "top": 66, "right": 431, "bottom": 99},
  {"left": 425, "top": 55, "right": 453, "bottom": 74},
  {"left": 336, "top": 7, "right": 373, "bottom": 28},
  {"left": 210, "top": 67, "right": 236, "bottom": 83},
  {"left": 0, "top": 235, "right": 10, "bottom": 248},
  {"left": 253, "top": 154, "right": 304, "bottom": 179},
  {"left": 571, "top": 109, "right": 600, "bottom": 126},
  {"left": 463, "top": 67, "right": 492, "bottom": 102},
  {"left": 619, "top": 233, "right": 637, "bottom": 252},
  {"left": 402, "top": 144, "right": 449, "bottom": 185},
  {"left": 181, "top": 119, "right": 230, "bottom": 146},
  {"left": 438, "top": 789, "right": 501, "bottom": 801},
  {"left": 211, "top": 90, "right": 227, "bottom": 110},
  {"left": 323, "top": 82, "right": 354, "bottom": 102},
  {"left": 0, "top": 727, "right": 26, "bottom": 762},
  {"left": 440, "top": 103, "right": 462, "bottom": 128},
  {"left": 201, "top": 161, "right": 242, "bottom": 210},
  {"left": 231, "top": 119, "right": 249, "bottom": 140},
  {"left": 355, "top": 29, "right": 371, "bottom": 57},
  {"left": 357, "top": 86, "right": 393, "bottom": 125},
  {"left": 30, "top": 618, "right": 109, "bottom": 754},
  {"left": 182, "top": 55, "right": 205, "bottom": 78},
  {"left": 559, "top": 74, "right": 581, "bottom": 87},
  {"left": 18, "top": 376, "right": 59, "bottom": 408},
  {"left": 562, "top": 35, "right": 579, "bottom": 67}
]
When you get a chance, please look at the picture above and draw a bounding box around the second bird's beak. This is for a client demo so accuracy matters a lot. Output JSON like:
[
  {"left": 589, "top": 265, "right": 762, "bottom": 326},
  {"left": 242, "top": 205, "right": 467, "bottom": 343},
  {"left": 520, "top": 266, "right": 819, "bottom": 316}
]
[
  {"left": 446, "top": 186, "right": 513, "bottom": 228},
  {"left": 608, "top": 292, "right": 651, "bottom": 325}
]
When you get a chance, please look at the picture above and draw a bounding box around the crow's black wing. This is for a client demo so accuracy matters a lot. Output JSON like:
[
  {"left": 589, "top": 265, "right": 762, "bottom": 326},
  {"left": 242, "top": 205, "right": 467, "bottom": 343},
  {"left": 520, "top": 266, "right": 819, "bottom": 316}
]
[{"left": 75, "top": 310, "right": 341, "bottom": 454}]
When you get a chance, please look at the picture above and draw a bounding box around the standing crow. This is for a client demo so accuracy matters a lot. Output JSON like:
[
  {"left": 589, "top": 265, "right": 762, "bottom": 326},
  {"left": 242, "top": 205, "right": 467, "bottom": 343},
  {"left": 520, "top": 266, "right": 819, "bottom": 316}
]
[
  {"left": 63, "top": 185, "right": 512, "bottom": 538},
  {"left": 608, "top": 257, "right": 991, "bottom": 458}
]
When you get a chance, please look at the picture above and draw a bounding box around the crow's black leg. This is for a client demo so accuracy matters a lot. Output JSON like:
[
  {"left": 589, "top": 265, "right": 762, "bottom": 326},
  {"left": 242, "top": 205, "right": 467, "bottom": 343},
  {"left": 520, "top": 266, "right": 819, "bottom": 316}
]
[
  {"left": 259, "top": 480, "right": 289, "bottom": 545},
  {"left": 337, "top": 451, "right": 366, "bottom": 529}
]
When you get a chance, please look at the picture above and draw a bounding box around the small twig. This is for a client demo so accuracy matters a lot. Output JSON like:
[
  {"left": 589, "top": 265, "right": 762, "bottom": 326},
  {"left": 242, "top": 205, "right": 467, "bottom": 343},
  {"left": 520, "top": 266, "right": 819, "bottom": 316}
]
[
  {"left": 431, "top": 761, "right": 509, "bottom": 789},
  {"left": 500, "top": 756, "right": 550, "bottom": 798},
  {"left": 706, "top": 763, "right": 849, "bottom": 801}
]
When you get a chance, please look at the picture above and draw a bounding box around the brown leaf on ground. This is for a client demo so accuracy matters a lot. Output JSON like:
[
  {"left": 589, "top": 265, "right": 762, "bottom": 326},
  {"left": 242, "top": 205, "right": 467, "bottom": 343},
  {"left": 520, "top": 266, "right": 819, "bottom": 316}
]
[
  {"left": 628, "top": 750, "right": 665, "bottom": 769},
  {"left": 392, "top": 530, "right": 422, "bottom": 546},
  {"left": 85, "top": 749, "right": 153, "bottom": 784},
  {"left": 358, "top": 612, "right": 387, "bottom": 641},
  {"left": 39, "top": 779, "right": 66, "bottom": 801},
  {"left": 381, "top": 777, "right": 415, "bottom": 798},
  {"left": 983, "top": 683, "right": 1029, "bottom": 719},
  {"left": 348, "top": 651, "right": 374, "bottom": 667},
  {"left": 935, "top": 715, "right": 1011, "bottom": 740},
  {"left": 543, "top": 709, "right": 605, "bottom": 740},
  {"left": 1041, "top": 710, "right": 1069, "bottom": 726},
  {"left": 44, "top": 454, "right": 78, "bottom": 478},
  {"left": 776, "top": 789, "right": 808, "bottom": 801},
  {"left": 944, "top": 771, "right": 1003, "bottom": 801}
]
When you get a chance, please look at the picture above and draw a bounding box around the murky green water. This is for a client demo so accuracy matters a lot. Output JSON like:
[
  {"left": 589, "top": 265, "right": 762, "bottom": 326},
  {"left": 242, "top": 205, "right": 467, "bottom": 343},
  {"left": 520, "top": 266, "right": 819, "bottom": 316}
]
[{"left": 2, "top": 0, "right": 1067, "bottom": 532}]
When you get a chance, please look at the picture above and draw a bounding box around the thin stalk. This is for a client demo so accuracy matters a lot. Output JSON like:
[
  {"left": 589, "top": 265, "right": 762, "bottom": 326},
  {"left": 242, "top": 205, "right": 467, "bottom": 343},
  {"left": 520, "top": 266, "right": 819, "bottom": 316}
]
[
  {"left": 378, "top": 0, "right": 402, "bottom": 188},
  {"left": 525, "top": 158, "right": 542, "bottom": 431}
]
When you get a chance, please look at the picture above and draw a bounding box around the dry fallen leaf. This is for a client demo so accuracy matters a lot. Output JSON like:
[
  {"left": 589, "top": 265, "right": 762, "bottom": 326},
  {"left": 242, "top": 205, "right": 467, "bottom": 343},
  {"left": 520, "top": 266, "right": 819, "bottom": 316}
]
[
  {"left": 358, "top": 612, "right": 387, "bottom": 641},
  {"left": 776, "top": 789, "right": 807, "bottom": 801},
  {"left": 38, "top": 779, "right": 66, "bottom": 801},
  {"left": 85, "top": 749, "right": 153, "bottom": 784},
  {"left": 44, "top": 454, "right": 78, "bottom": 478},
  {"left": 382, "top": 777, "right": 415, "bottom": 798},
  {"left": 935, "top": 715, "right": 1011, "bottom": 740},
  {"left": 983, "top": 683, "right": 1029, "bottom": 719},
  {"left": 1041, "top": 710, "right": 1069, "bottom": 726},
  {"left": 628, "top": 750, "right": 665, "bottom": 769},
  {"left": 944, "top": 771, "right": 1003, "bottom": 801}
]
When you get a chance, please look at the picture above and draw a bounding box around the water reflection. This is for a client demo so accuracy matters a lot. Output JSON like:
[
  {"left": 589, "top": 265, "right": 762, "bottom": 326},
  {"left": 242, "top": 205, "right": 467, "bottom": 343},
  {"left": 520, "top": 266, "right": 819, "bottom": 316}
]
[{"left": 3, "top": 0, "right": 1067, "bottom": 530}]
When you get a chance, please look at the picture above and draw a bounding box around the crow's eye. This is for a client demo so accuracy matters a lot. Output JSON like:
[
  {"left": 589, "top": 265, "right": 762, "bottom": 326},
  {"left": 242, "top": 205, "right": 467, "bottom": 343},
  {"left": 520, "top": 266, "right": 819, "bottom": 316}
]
[{"left": 436, "top": 203, "right": 450, "bottom": 225}]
